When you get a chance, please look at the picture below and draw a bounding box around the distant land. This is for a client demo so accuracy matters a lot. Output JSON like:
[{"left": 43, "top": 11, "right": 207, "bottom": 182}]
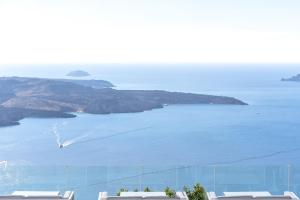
[
  {"left": 0, "top": 77, "right": 247, "bottom": 127},
  {"left": 66, "top": 70, "right": 90, "bottom": 77},
  {"left": 282, "top": 74, "right": 300, "bottom": 82},
  {"left": 57, "top": 78, "right": 114, "bottom": 88}
]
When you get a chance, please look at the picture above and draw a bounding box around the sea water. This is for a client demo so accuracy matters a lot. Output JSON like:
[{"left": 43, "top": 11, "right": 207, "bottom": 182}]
[{"left": 0, "top": 64, "right": 300, "bottom": 199}]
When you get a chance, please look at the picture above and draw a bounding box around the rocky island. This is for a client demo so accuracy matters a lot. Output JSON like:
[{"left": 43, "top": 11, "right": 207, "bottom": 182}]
[
  {"left": 0, "top": 77, "right": 247, "bottom": 127},
  {"left": 66, "top": 70, "right": 90, "bottom": 77},
  {"left": 282, "top": 74, "right": 300, "bottom": 82}
]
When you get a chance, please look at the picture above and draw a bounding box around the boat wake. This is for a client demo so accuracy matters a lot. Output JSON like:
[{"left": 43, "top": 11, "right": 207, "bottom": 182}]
[
  {"left": 52, "top": 124, "right": 61, "bottom": 147},
  {"left": 51, "top": 123, "right": 151, "bottom": 149},
  {"left": 74, "top": 127, "right": 151, "bottom": 146},
  {"left": 0, "top": 160, "right": 7, "bottom": 169},
  {"left": 59, "top": 133, "right": 90, "bottom": 148}
]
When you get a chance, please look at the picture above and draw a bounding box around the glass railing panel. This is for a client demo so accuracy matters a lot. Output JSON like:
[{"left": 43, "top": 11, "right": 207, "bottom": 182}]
[{"left": 0, "top": 165, "right": 299, "bottom": 200}]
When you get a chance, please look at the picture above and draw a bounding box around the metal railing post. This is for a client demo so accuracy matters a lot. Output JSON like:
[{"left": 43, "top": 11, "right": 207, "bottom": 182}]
[
  {"left": 288, "top": 164, "right": 291, "bottom": 191},
  {"left": 213, "top": 165, "right": 216, "bottom": 192}
]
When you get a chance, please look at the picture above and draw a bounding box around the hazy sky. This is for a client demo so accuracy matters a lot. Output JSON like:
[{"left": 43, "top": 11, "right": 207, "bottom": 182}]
[{"left": 0, "top": 0, "right": 299, "bottom": 64}]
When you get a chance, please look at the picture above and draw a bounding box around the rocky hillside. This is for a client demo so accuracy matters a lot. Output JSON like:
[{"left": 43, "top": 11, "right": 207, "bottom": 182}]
[
  {"left": 282, "top": 74, "right": 300, "bottom": 82},
  {"left": 0, "top": 77, "right": 247, "bottom": 127}
]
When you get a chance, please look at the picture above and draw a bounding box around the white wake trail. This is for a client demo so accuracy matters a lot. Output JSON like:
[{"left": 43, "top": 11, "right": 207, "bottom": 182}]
[
  {"left": 0, "top": 160, "right": 8, "bottom": 169},
  {"left": 61, "top": 133, "right": 90, "bottom": 148},
  {"left": 52, "top": 124, "right": 61, "bottom": 147},
  {"left": 51, "top": 122, "right": 92, "bottom": 149}
]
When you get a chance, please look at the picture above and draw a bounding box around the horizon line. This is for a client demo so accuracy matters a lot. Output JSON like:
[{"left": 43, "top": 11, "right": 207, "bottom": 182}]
[{"left": 1, "top": 62, "right": 300, "bottom": 66}]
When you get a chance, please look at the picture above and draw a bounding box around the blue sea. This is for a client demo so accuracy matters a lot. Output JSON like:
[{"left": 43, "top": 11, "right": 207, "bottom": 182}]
[{"left": 1, "top": 64, "right": 300, "bottom": 199}]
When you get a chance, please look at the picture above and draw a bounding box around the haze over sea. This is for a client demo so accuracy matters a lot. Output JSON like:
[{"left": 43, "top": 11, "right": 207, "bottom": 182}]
[{"left": 1, "top": 64, "right": 300, "bottom": 166}]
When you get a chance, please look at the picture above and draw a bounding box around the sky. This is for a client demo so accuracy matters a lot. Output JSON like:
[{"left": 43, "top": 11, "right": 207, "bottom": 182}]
[{"left": 0, "top": 0, "right": 299, "bottom": 64}]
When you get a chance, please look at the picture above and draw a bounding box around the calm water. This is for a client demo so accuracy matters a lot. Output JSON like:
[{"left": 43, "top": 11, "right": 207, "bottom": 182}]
[
  {"left": 1, "top": 64, "right": 300, "bottom": 166},
  {"left": 1, "top": 64, "right": 300, "bottom": 198}
]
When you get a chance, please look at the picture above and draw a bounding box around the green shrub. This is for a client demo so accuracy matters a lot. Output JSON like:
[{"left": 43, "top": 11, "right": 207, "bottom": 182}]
[
  {"left": 117, "top": 188, "right": 128, "bottom": 196},
  {"left": 165, "top": 187, "right": 176, "bottom": 198},
  {"left": 183, "top": 183, "right": 206, "bottom": 200}
]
